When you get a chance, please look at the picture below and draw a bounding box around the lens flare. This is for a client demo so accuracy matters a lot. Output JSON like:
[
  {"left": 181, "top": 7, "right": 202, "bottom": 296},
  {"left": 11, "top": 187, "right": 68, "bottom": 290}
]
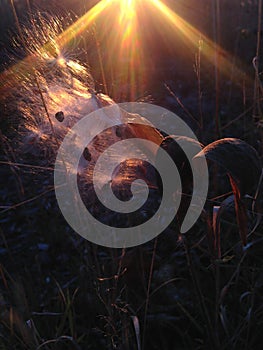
[
  {"left": 149, "top": 0, "right": 249, "bottom": 87},
  {"left": 1, "top": 0, "right": 252, "bottom": 99},
  {"left": 119, "top": 0, "right": 136, "bottom": 42},
  {"left": 57, "top": 0, "right": 111, "bottom": 47}
]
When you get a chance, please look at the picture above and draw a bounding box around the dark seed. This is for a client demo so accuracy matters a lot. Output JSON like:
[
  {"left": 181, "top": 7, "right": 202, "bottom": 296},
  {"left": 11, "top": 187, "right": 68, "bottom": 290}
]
[
  {"left": 83, "top": 147, "right": 92, "bottom": 161},
  {"left": 55, "top": 111, "right": 64, "bottom": 122},
  {"left": 115, "top": 125, "right": 122, "bottom": 138}
]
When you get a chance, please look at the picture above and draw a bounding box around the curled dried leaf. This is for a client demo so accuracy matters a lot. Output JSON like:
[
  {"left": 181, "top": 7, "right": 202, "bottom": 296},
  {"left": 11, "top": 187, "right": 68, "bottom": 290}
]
[{"left": 229, "top": 175, "right": 248, "bottom": 246}]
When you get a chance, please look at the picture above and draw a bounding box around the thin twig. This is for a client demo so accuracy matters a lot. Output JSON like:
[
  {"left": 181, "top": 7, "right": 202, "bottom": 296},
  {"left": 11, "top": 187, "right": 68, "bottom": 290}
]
[
  {"left": 142, "top": 237, "right": 158, "bottom": 350},
  {"left": 0, "top": 187, "right": 55, "bottom": 214}
]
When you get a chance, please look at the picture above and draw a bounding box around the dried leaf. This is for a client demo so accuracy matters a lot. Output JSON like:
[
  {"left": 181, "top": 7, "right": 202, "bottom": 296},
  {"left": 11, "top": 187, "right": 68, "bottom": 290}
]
[
  {"left": 211, "top": 195, "right": 239, "bottom": 256},
  {"left": 131, "top": 315, "right": 141, "bottom": 350},
  {"left": 229, "top": 175, "right": 248, "bottom": 246}
]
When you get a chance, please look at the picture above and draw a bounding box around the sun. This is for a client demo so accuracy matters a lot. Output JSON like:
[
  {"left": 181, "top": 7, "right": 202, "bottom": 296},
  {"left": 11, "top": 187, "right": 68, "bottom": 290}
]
[
  {"left": 119, "top": 0, "right": 137, "bottom": 32},
  {"left": 119, "top": 0, "right": 136, "bottom": 12},
  {"left": 117, "top": 0, "right": 138, "bottom": 44}
]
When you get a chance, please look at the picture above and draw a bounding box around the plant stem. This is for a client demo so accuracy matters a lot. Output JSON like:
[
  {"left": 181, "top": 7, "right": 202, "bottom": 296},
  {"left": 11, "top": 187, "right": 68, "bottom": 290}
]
[
  {"left": 183, "top": 235, "right": 219, "bottom": 349},
  {"left": 142, "top": 237, "right": 158, "bottom": 350},
  {"left": 212, "top": 0, "right": 221, "bottom": 139}
]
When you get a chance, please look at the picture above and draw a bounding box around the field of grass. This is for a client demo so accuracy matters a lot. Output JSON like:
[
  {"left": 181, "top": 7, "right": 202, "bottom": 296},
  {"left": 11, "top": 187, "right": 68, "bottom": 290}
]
[{"left": 0, "top": 1, "right": 263, "bottom": 349}]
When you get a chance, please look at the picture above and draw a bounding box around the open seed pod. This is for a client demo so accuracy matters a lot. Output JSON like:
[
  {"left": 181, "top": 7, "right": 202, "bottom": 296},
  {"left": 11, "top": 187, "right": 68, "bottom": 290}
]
[
  {"left": 195, "top": 138, "right": 262, "bottom": 246},
  {"left": 155, "top": 135, "right": 204, "bottom": 227},
  {"left": 195, "top": 138, "right": 262, "bottom": 197}
]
